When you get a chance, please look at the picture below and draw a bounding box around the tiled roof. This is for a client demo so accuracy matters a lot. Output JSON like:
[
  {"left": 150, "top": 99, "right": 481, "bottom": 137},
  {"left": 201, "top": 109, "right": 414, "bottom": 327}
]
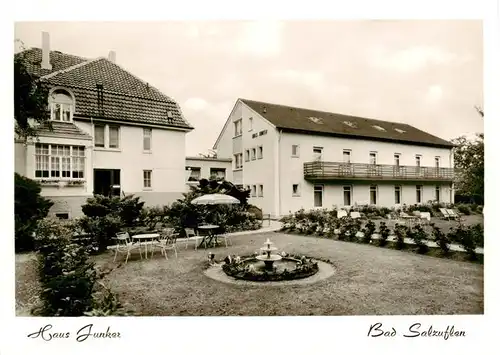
[
  {"left": 16, "top": 48, "right": 193, "bottom": 130},
  {"left": 15, "top": 48, "right": 88, "bottom": 77},
  {"left": 36, "top": 121, "right": 92, "bottom": 140},
  {"left": 240, "top": 99, "right": 453, "bottom": 148}
]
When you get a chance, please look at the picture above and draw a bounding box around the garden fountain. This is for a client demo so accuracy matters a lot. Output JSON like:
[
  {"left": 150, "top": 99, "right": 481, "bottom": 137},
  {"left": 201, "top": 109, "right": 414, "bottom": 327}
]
[{"left": 256, "top": 238, "right": 282, "bottom": 271}]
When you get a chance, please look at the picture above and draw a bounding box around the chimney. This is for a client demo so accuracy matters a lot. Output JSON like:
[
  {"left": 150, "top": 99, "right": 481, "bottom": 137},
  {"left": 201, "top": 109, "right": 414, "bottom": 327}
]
[
  {"left": 41, "top": 32, "right": 52, "bottom": 70},
  {"left": 108, "top": 50, "right": 116, "bottom": 63}
]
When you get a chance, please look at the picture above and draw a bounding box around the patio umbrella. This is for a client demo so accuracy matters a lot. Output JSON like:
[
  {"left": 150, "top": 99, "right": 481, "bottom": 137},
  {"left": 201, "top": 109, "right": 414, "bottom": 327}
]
[{"left": 191, "top": 193, "right": 240, "bottom": 205}]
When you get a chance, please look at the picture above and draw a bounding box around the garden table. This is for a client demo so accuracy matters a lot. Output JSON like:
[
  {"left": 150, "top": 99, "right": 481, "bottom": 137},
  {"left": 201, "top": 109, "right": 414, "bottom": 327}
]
[
  {"left": 132, "top": 233, "right": 160, "bottom": 258},
  {"left": 197, "top": 225, "right": 219, "bottom": 248}
]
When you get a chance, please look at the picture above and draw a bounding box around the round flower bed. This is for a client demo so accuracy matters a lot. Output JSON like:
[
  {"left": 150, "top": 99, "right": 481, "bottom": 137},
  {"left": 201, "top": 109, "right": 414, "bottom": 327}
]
[{"left": 221, "top": 254, "right": 319, "bottom": 282}]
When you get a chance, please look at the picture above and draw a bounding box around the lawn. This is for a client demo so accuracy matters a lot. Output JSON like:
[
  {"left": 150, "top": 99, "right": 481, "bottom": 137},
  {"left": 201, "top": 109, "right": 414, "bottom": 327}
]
[{"left": 15, "top": 229, "right": 483, "bottom": 316}]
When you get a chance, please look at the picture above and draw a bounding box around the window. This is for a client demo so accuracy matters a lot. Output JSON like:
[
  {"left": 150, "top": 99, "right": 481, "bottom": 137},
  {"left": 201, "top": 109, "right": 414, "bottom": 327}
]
[
  {"left": 251, "top": 185, "right": 257, "bottom": 197},
  {"left": 370, "top": 185, "right": 377, "bottom": 205},
  {"left": 258, "top": 184, "right": 263, "bottom": 197},
  {"left": 343, "top": 121, "right": 357, "bottom": 128},
  {"left": 248, "top": 117, "right": 253, "bottom": 131},
  {"left": 369, "top": 152, "right": 377, "bottom": 165},
  {"left": 394, "top": 153, "right": 400, "bottom": 167},
  {"left": 257, "top": 146, "right": 263, "bottom": 159},
  {"left": 35, "top": 144, "right": 85, "bottom": 179},
  {"left": 416, "top": 185, "right": 423, "bottom": 204},
  {"left": 210, "top": 168, "right": 226, "bottom": 180},
  {"left": 343, "top": 185, "right": 352, "bottom": 206},
  {"left": 394, "top": 128, "right": 406, "bottom": 134},
  {"left": 109, "top": 126, "right": 120, "bottom": 148},
  {"left": 395, "top": 185, "right": 402, "bottom": 204},
  {"left": 343, "top": 150, "right": 351, "bottom": 163},
  {"left": 234, "top": 153, "right": 243, "bottom": 169},
  {"left": 292, "top": 184, "right": 300, "bottom": 196},
  {"left": 314, "top": 185, "right": 323, "bottom": 207},
  {"left": 245, "top": 149, "right": 250, "bottom": 162},
  {"left": 292, "top": 145, "right": 300, "bottom": 157},
  {"left": 143, "top": 128, "right": 152, "bottom": 151},
  {"left": 435, "top": 186, "right": 440, "bottom": 202},
  {"left": 313, "top": 147, "right": 323, "bottom": 161},
  {"left": 435, "top": 156, "right": 440, "bottom": 168},
  {"left": 372, "top": 125, "right": 386, "bottom": 131},
  {"left": 143, "top": 170, "right": 152, "bottom": 188},
  {"left": 251, "top": 148, "right": 256, "bottom": 160},
  {"left": 55, "top": 213, "right": 69, "bottom": 220},
  {"left": 415, "top": 155, "right": 421, "bottom": 167},
  {"left": 234, "top": 119, "right": 242, "bottom": 137},
  {"left": 94, "top": 125, "right": 105, "bottom": 147},
  {"left": 49, "top": 91, "right": 73, "bottom": 122},
  {"left": 186, "top": 167, "right": 201, "bottom": 181}
]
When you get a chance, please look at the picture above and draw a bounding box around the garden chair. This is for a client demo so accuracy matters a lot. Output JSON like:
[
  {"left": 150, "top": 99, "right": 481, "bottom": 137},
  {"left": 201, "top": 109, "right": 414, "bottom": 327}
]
[
  {"left": 151, "top": 233, "right": 178, "bottom": 260},
  {"left": 439, "top": 208, "right": 451, "bottom": 220},
  {"left": 216, "top": 233, "right": 232, "bottom": 248},
  {"left": 350, "top": 211, "right": 361, "bottom": 219},
  {"left": 447, "top": 209, "right": 462, "bottom": 221},
  {"left": 337, "top": 210, "right": 348, "bottom": 219},
  {"left": 113, "top": 232, "right": 142, "bottom": 264},
  {"left": 184, "top": 228, "right": 204, "bottom": 250}
]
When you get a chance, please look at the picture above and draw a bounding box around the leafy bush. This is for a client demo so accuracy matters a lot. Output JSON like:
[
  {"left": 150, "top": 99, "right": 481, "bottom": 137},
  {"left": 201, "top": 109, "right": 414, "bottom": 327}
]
[
  {"left": 338, "top": 217, "right": 362, "bottom": 242},
  {"left": 448, "top": 224, "right": 479, "bottom": 260},
  {"left": 81, "top": 194, "right": 144, "bottom": 226},
  {"left": 431, "top": 224, "right": 450, "bottom": 254},
  {"left": 456, "top": 204, "right": 471, "bottom": 215},
  {"left": 77, "top": 215, "right": 123, "bottom": 253},
  {"left": 378, "top": 222, "right": 390, "bottom": 246},
  {"left": 14, "top": 173, "right": 53, "bottom": 252},
  {"left": 361, "top": 220, "right": 376, "bottom": 244},
  {"left": 33, "top": 219, "right": 97, "bottom": 316},
  {"left": 408, "top": 225, "right": 429, "bottom": 254},
  {"left": 247, "top": 205, "right": 263, "bottom": 220},
  {"left": 393, "top": 224, "right": 408, "bottom": 250}
]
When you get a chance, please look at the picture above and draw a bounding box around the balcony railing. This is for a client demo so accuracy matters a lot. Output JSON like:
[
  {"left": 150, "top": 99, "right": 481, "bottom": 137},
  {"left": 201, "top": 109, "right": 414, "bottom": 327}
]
[{"left": 304, "top": 161, "right": 455, "bottom": 182}]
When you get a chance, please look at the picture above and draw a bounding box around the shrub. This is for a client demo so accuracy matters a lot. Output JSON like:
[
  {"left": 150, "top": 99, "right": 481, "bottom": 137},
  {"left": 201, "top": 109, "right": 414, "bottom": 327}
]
[
  {"left": 448, "top": 224, "right": 478, "bottom": 260},
  {"left": 361, "top": 220, "right": 376, "bottom": 244},
  {"left": 118, "top": 195, "right": 145, "bottom": 226},
  {"left": 14, "top": 173, "right": 53, "bottom": 252},
  {"left": 408, "top": 225, "right": 429, "bottom": 254},
  {"left": 432, "top": 224, "right": 450, "bottom": 254},
  {"left": 247, "top": 205, "right": 263, "bottom": 220},
  {"left": 456, "top": 204, "right": 471, "bottom": 215},
  {"left": 33, "top": 219, "right": 97, "bottom": 316},
  {"left": 378, "top": 222, "right": 390, "bottom": 246},
  {"left": 82, "top": 194, "right": 144, "bottom": 226},
  {"left": 394, "top": 224, "right": 408, "bottom": 250},
  {"left": 338, "top": 217, "right": 362, "bottom": 242},
  {"left": 77, "top": 215, "right": 123, "bottom": 253}
]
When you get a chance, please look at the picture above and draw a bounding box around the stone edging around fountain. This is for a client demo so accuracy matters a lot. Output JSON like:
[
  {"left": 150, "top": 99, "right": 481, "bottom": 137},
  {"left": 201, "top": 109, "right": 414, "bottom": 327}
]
[{"left": 204, "top": 260, "right": 336, "bottom": 287}]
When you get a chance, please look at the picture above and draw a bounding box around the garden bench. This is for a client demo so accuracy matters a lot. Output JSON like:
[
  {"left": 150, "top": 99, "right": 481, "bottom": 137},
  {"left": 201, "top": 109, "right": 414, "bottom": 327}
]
[{"left": 439, "top": 208, "right": 452, "bottom": 220}]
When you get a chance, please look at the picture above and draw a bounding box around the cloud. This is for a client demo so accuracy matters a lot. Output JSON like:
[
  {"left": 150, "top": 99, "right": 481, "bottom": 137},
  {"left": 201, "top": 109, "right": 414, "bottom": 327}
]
[
  {"left": 238, "top": 21, "right": 284, "bottom": 57},
  {"left": 370, "top": 46, "right": 463, "bottom": 72},
  {"left": 270, "top": 69, "right": 324, "bottom": 87}
]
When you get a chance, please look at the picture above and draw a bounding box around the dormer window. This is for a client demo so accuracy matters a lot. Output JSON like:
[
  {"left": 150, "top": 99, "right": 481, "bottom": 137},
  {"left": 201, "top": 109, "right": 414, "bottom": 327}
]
[
  {"left": 49, "top": 89, "right": 74, "bottom": 122},
  {"left": 343, "top": 120, "right": 357, "bottom": 128}
]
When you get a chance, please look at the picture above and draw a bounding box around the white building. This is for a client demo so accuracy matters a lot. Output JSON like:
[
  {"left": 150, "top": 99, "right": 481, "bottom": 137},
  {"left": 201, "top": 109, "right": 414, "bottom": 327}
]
[
  {"left": 14, "top": 32, "right": 193, "bottom": 218},
  {"left": 185, "top": 156, "right": 232, "bottom": 191},
  {"left": 213, "top": 99, "right": 455, "bottom": 218}
]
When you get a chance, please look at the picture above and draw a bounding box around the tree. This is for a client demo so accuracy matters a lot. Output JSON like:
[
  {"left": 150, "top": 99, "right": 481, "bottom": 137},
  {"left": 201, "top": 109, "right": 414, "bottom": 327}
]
[
  {"left": 451, "top": 109, "right": 484, "bottom": 203},
  {"left": 14, "top": 42, "right": 50, "bottom": 140},
  {"left": 15, "top": 173, "right": 53, "bottom": 251}
]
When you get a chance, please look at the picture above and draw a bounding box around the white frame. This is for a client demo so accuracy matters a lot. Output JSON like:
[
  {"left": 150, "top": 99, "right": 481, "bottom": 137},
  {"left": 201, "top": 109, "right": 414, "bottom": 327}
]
[
  {"left": 369, "top": 151, "right": 377, "bottom": 165},
  {"left": 34, "top": 143, "right": 85, "bottom": 181},
  {"left": 108, "top": 125, "right": 120, "bottom": 149},
  {"left": 291, "top": 144, "right": 300, "bottom": 157},
  {"left": 234, "top": 153, "right": 243, "bottom": 169},
  {"left": 292, "top": 183, "right": 301, "bottom": 197},
  {"left": 395, "top": 185, "right": 402, "bottom": 204},
  {"left": 257, "top": 146, "right": 263, "bottom": 159},
  {"left": 416, "top": 185, "right": 423, "bottom": 203},
  {"left": 258, "top": 184, "right": 263, "bottom": 197},
  {"left": 343, "top": 185, "right": 352, "bottom": 206},
  {"left": 343, "top": 149, "right": 351, "bottom": 163},
  {"left": 313, "top": 184, "right": 324, "bottom": 207},
  {"left": 143, "top": 170, "right": 152, "bottom": 189},
  {"left": 234, "top": 119, "right": 242, "bottom": 137},
  {"left": 143, "top": 128, "right": 152, "bottom": 152}
]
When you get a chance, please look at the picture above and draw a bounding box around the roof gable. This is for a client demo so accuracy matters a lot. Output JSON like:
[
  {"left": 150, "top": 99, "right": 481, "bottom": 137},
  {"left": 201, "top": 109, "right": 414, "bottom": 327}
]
[{"left": 240, "top": 98, "right": 453, "bottom": 148}]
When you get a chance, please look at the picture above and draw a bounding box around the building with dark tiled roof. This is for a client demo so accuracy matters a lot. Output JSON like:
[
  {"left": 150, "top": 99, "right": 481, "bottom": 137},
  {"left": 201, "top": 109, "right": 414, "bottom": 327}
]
[
  {"left": 213, "top": 98, "right": 456, "bottom": 217},
  {"left": 14, "top": 32, "right": 193, "bottom": 218}
]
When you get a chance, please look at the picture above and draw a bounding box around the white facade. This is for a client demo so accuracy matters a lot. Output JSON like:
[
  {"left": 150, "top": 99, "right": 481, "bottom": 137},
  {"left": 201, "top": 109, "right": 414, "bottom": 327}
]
[
  {"left": 15, "top": 121, "right": 189, "bottom": 218},
  {"left": 214, "top": 100, "right": 455, "bottom": 218},
  {"left": 185, "top": 156, "right": 232, "bottom": 191}
]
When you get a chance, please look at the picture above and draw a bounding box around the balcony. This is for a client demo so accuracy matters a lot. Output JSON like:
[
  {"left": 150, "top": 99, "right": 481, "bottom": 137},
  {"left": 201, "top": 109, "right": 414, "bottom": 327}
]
[{"left": 303, "top": 161, "right": 455, "bottom": 182}]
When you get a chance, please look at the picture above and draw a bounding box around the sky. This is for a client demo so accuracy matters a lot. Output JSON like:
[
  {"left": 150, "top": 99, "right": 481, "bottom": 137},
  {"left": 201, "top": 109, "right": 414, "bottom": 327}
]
[{"left": 14, "top": 21, "right": 483, "bottom": 156}]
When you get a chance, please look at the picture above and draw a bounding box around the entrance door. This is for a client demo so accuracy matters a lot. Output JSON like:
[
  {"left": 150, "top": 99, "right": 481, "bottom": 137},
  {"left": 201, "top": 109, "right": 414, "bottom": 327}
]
[{"left": 94, "top": 169, "right": 121, "bottom": 196}]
